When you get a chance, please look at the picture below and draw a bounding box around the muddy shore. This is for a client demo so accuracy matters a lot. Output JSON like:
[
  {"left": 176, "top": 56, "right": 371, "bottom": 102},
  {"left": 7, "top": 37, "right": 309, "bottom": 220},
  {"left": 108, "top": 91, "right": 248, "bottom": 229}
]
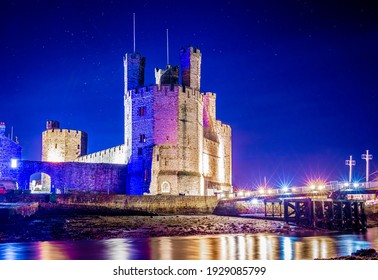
[
  {"left": 0, "top": 214, "right": 329, "bottom": 243},
  {"left": 0, "top": 205, "right": 377, "bottom": 243}
]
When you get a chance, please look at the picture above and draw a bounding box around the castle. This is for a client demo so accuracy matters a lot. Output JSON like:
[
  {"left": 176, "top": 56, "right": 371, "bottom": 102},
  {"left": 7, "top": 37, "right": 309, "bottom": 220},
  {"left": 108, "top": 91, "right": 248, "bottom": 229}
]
[{"left": 1, "top": 47, "right": 233, "bottom": 196}]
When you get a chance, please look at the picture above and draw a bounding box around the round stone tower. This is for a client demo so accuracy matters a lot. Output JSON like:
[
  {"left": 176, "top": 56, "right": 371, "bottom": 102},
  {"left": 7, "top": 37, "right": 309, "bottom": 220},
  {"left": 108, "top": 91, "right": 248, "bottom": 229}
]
[{"left": 42, "top": 120, "right": 88, "bottom": 162}]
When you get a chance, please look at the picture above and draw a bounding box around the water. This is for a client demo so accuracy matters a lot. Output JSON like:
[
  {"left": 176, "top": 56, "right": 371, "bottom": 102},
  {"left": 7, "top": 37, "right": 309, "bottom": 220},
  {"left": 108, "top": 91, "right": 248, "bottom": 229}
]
[{"left": 1, "top": 228, "right": 378, "bottom": 260}]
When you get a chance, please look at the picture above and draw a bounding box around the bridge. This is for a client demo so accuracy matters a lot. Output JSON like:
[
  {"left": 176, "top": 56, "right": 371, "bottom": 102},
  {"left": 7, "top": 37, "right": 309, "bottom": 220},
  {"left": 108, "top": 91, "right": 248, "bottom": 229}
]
[{"left": 214, "top": 182, "right": 377, "bottom": 232}]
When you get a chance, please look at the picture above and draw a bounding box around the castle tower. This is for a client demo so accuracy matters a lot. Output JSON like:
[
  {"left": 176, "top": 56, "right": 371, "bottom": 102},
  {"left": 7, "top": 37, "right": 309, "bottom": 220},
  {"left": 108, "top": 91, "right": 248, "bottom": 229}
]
[
  {"left": 180, "top": 47, "right": 202, "bottom": 90},
  {"left": 124, "top": 53, "right": 145, "bottom": 163},
  {"left": 42, "top": 120, "right": 88, "bottom": 162}
]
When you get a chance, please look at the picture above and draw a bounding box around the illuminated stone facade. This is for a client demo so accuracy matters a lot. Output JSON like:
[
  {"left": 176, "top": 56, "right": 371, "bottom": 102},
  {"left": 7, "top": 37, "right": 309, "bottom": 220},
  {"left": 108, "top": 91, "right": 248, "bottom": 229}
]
[{"left": 126, "top": 47, "right": 232, "bottom": 195}]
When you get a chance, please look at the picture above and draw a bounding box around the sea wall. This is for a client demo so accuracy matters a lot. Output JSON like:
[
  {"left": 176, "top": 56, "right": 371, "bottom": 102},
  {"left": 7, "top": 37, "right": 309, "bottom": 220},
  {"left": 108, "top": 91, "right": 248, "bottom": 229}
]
[{"left": 1, "top": 194, "right": 219, "bottom": 215}]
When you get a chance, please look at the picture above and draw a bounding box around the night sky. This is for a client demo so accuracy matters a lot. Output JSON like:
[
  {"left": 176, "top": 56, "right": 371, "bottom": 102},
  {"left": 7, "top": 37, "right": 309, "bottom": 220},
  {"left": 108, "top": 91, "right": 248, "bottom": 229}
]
[{"left": 1, "top": 0, "right": 378, "bottom": 189}]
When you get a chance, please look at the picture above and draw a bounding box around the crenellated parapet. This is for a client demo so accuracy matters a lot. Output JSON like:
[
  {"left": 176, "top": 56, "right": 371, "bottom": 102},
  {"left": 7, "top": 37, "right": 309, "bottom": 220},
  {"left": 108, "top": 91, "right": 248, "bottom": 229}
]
[{"left": 75, "top": 144, "right": 126, "bottom": 164}]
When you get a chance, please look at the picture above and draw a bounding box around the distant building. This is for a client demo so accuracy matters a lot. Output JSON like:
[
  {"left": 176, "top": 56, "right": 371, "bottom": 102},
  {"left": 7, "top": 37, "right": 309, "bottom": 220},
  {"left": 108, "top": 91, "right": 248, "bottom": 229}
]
[{"left": 0, "top": 122, "right": 22, "bottom": 185}]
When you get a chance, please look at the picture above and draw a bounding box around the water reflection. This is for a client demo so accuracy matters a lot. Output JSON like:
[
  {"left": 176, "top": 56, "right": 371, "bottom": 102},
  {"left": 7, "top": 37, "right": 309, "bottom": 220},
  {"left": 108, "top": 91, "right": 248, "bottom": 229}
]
[{"left": 1, "top": 228, "right": 378, "bottom": 260}]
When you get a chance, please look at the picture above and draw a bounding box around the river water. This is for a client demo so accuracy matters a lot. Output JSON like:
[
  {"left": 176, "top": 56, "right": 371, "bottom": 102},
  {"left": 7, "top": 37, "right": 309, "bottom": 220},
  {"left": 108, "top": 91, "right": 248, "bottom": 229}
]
[{"left": 1, "top": 228, "right": 378, "bottom": 260}]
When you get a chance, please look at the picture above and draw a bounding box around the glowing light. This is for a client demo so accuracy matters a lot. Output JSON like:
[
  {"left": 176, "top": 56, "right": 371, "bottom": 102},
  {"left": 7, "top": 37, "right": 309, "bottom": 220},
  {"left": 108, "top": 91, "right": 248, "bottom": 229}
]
[
  {"left": 353, "top": 182, "right": 359, "bottom": 188},
  {"left": 47, "top": 150, "right": 64, "bottom": 162},
  {"left": 343, "top": 182, "right": 349, "bottom": 187},
  {"left": 10, "top": 158, "right": 18, "bottom": 168},
  {"left": 267, "top": 189, "right": 272, "bottom": 194},
  {"left": 318, "top": 185, "right": 325, "bottom": 190},
  {"left": 258, "top": 188, "right": 265, "bottom": 195},
  {"left": 310, "top": 185, "right": 316, "bottom": 190},
  {"left": 291, "top": 188, "right": 296, "bottom": 192},
  {"left": 251, "top": 198, "right": 258, "bottom": 204},
  {"left": 282, "top": 186, "right": 289, "bottom": 193},
  {"left": 237, "top": 191, "right": 244, "bottom": 197}
]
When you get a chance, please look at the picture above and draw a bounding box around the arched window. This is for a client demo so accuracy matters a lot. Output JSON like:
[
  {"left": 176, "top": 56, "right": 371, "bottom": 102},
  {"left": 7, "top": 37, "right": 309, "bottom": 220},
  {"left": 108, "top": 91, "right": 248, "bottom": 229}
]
[{"left": 161, "top": 181, "right": 170, "bottom": 193}]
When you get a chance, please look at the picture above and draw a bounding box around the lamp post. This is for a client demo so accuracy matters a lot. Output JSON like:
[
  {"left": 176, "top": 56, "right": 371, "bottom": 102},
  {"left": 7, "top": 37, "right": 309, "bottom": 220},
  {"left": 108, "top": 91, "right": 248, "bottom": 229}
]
[
  {"left": 345, "top": 155, "right": 355, "bottom": 184},
  {"left": 362, "top": 150, "right": 373, "bottom": 185}
]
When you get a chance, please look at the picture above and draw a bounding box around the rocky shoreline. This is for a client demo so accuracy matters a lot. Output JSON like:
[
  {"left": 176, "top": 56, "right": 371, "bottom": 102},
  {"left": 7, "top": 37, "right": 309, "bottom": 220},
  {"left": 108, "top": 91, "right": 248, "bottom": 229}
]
[
  {"left": 0, "top": 204, "right": 377, "bottom": 243},
  {"left": 0, "top": 214, "right": 330, "bottom": 243}
]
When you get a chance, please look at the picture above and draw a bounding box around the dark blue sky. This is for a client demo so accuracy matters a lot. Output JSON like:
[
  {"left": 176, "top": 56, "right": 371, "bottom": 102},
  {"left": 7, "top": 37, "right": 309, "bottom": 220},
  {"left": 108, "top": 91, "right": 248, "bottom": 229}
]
[{"left": 1, "top": 0, "right": 378, "bottom": 189}]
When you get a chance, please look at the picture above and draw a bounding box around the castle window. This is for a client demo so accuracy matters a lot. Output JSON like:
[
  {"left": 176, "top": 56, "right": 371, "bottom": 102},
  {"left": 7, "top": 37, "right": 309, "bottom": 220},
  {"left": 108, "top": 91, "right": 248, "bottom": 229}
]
[
  {"left": 138, "top": 106, "right": 146, "bottom": 116},
  {"left": 161, "top": 181, "right": 170, "bottom": 193},
  {"left": 156, "top": 155, "right": 159, "bottom": 162},
  {"left": 138, "top": 148, "right": 143, "bottom": 156},
  {"left": 139, "top": 134, "right": 146, "bottom": 143},
  {"left": 77, "top": 145, "right": 80, "bottom": 149},
  {"left": 55, "top": 144, "right": 57, "bottom": 149}
]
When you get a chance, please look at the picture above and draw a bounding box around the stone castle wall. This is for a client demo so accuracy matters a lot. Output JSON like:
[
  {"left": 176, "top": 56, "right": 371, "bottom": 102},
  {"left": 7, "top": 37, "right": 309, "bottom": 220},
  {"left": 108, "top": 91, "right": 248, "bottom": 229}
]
[
  {"left": 16, "top": 160, "right": 127, "bottom": 194},
  {"left": 177, "top": 86, "right": 204, "bottom": 195},
  {"left": 75, "top": 144, "right": 126, "bottom": 164},
  {"left": 42, "top": 129, "right": 87, "bottom": 162},
  {"left": 0, "top": 124, "right": 22, "bottom": 181}
]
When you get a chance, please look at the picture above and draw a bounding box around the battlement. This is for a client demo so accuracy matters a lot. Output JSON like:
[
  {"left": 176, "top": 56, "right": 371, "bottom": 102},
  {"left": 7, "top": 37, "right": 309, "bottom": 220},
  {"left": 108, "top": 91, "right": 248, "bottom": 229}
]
[
  {"left": 180, "top": 46, "right": 201, "bottom": 55},
  {"left": 216, "top": 120, "right": 232, "bottom": 135},
  {"left": 130, "top": 84, "right": 182, "bottom": 99},
  {"left": 205, "top": 92, "right": 216, "bottom": 97},
  {"left": 76, "top": 144, "right": 126, "bottom": 164},
  {"left": 179, "top": 86, "right": 205, "bottom": 103},
  {"left": 43, "top": 128, "right": 85, "bottom": 135}
]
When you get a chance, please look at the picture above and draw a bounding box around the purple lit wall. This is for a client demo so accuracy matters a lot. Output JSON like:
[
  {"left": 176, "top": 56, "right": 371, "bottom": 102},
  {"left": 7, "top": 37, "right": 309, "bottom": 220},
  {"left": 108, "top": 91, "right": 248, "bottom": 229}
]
[
  {"left": 16, "top": 161, "right": 127, "bottom": 194},
  {"left": 0, "top": 123, "right": 22, "bottom": 181},
  {"left": 153, "top": 86, "right": 179, "bottom": 145}
]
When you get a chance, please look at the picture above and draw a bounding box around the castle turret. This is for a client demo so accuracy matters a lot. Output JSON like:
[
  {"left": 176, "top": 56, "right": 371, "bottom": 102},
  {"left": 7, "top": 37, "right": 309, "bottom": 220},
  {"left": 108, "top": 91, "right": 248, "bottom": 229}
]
[
  {"left": 42, "top": 120, "right": 88, "bottom": 162},
  {"left": 124, "top": 52, "right": 146, "bottom": 163},
  {"left": 180, "top": 47, "right": 202, "bottom": 90},
  {"left": 123, "top": 53, "right": 145, "bottom": 93}
]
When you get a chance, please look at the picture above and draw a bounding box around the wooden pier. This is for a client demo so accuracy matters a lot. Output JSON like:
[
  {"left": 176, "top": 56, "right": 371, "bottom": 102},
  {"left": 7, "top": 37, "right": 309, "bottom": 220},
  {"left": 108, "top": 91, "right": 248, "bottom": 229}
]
[{"left": 283, "top": 198, "right": 366, "bottom": 231}]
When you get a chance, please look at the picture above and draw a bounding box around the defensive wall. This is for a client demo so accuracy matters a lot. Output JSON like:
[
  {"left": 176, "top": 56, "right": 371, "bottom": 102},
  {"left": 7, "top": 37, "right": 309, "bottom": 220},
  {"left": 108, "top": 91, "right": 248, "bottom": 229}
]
[
  {"left": 76, "top": 144, "right": 126, "bottom": 164},
  {"left": 1, "top": 194, "right": 219, "bottom": 215},
  {"left": 14, "top": 161, "right": 127, "bottom": 194}
]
